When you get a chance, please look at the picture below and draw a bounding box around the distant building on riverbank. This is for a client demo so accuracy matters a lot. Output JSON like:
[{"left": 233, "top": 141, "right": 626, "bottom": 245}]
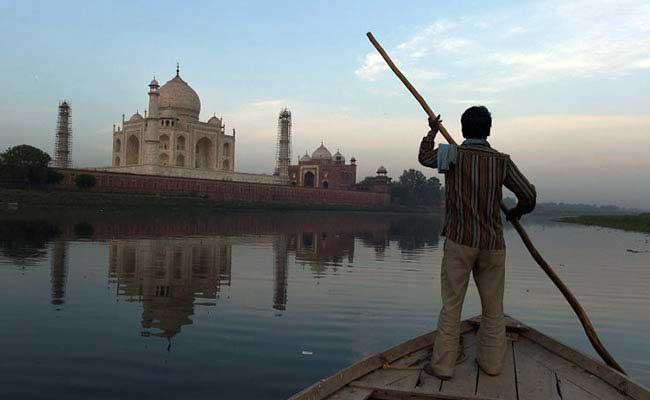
[
  {"left": 105, "top": 65, "right": 282, "bottom": 185},
  {"left": 289, "top": 143, "right": 357, "bottom": 190},
  {"left": 50, "top": 64, "right": 392, "bottom": 207}
]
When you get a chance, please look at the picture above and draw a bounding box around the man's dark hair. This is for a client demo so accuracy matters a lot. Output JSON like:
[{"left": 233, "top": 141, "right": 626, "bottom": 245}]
[{"left": 461, "top": 106, "right": 492, "bottom": 139}]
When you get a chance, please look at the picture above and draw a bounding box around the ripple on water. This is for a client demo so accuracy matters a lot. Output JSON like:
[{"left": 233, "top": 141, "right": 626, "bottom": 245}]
[{"left": 0, "top": 213, "right": 648, "bottom": 399}]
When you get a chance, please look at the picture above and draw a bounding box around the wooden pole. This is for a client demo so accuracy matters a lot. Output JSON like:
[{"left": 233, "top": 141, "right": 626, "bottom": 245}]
[{"left": 366, "top": 31, "right": 626, "bottom": 375}]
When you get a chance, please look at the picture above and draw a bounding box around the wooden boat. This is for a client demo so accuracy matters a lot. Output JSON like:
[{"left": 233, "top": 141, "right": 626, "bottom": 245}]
[{"left": 289, "top": 316, "right": 650, "bottom": 400}]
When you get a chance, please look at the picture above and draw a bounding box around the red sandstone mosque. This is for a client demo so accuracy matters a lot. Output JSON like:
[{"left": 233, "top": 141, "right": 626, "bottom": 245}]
[{"left": 289, "top": 143, "right": 357, "bottom": 189}]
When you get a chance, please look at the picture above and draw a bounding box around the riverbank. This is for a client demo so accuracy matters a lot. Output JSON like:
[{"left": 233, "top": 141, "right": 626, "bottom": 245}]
[
  {"left": 0, "top": 188, "right": 436, "bottom": 214},
  {"left": 559, "top": 214, "right": 650, "bottom": 233}
]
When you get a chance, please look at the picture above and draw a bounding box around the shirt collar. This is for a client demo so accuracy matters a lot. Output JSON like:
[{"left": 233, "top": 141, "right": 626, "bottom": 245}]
[{"left": 462, "top": 138, "right": 491, "bottom": 147}]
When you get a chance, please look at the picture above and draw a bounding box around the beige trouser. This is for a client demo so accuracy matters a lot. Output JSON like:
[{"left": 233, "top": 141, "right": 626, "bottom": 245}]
[{"left": 430, "top": 239, "right": 506, "bottom": 377}]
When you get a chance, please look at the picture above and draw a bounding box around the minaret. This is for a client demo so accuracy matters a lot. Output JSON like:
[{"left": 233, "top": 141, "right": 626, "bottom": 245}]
[
  {"left": 275, "top": 108, "right": 292, "bottom": 177},
  {"left": 54, "top": 101, "right": 72, "bottom": 168},
  {"left": 143, "top": 77, "right": 160, "bottom": 166}
]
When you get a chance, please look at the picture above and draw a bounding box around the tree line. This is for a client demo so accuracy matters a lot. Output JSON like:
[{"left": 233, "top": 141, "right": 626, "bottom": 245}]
[
  {"left": 360, "top": 169, "right": 443, "bottom": 209},
  {"left": 0, "top": 144, "right": 95, "bottom": 189}
]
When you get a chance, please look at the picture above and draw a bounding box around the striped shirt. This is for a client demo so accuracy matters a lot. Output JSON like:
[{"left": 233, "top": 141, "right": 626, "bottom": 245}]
[{"left": 419, "top": 138, "right": 536, "bottom": 250}]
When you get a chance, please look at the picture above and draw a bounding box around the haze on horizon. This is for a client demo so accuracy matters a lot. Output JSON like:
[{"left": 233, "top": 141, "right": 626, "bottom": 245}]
[{"left": 1, "top": 0, "right": 649, "bottom": 209}]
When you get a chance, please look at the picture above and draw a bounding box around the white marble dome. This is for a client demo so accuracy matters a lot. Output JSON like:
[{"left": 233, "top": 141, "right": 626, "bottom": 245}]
[
  {"left": 159, "top": 74, "right": 201, "bottom": 120},
  {"left": 311, "top": 143, "right": 332, "bottom": 160},
  {"left": 129, "top": 112, "right": 143, "bottom": 122}
]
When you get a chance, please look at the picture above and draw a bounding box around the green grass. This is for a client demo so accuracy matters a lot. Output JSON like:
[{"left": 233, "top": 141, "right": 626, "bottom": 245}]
[{"left": 559, "top": 213, "right": 650, "bottom": 233}]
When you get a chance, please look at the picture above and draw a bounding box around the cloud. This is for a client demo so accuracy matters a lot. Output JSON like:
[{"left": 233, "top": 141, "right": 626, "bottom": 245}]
[
  {"left": 355, "top": 53, "right": 389, "bottom": 81},
  {"left": 249, "top": 99, "right": 287, "bottom": 108},
  {"left": 503, "top": 26, "right": 526, "bottom": 38},
  {"left": 450, "top": 99, "right": 500, "bottom": 105},
  {"left": 632, "top": 59, "right": 650, "bottom": 69},
  {"left": 410, "top": 68, "right": 446, "bottom": 81},
  {"left": 356, "top": 0, "right": 650, "bottom": 94}
]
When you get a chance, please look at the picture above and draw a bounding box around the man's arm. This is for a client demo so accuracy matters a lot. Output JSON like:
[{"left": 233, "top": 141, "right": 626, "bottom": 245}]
[
  {"left": 418, "top": 136, "right": 437, "bottom": 168},
  {"left": 503, "top": 157, "right": 537, "bottom": 220},
  {"left": 418, "top": 115, "right": 441, "bottom": 169}
]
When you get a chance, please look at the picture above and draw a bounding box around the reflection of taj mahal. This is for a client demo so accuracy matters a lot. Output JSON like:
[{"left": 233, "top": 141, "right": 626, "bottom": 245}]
[
  {"left": 109, "top": 237, "right": 232, "bottom": 338},
  {"left": 36, "top": 212, "right": 440, "bottom": 339}
]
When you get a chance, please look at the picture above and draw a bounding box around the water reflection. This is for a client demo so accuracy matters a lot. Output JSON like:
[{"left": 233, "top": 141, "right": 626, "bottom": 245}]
[
  {"left": 50, "top": 241, "right": 68, "bottom": 305},
  {"left": 109, "top": 237, "right": 232, "bottom": 338},
  {"left": 0, "top": 211, "right": 442, "bottom": 339},
  {"left": 0, "top": 210, "right": 648, "bottom": 398},
  {"left": 0, "top": 220, "right": 60, "bottom": 264}
]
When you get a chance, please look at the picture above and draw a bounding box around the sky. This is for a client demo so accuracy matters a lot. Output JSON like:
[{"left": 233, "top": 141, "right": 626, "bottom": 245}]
[{"left": 1, "top": 0, "right": 649, "bottom": 209}]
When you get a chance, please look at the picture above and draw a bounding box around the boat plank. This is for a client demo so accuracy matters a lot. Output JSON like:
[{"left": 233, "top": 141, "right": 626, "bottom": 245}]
[
  {"left": 389, "top": 370, "right": 421, "bottom": 391},
  {"left": 521, "top": 327, "right": 648, "bottom": 400},
  {"left": 416, "top": 369, "right": 443, "bottom": 393},
  {"left": 367, "top": 386, "right": 499, "bottom": 399},
  {"left": 355, "top": 368, "right": 417, "bottom": 389},
  {"left": 516, "top": 339, "right": 629, "bottom": 400},
  {"left": 298, "top": 318, "right": 650, "bottom": 400},
  {"left": 327, "top": 386, "right": 373, "bottom": 400},
  {"left": 439, "top": 332, "right": 479, "bottom": 397},
  {"left": 557, "top": 377, "right": 601, "bottom": 400},
  {"left": 292, "top": 322, "right": 474, "bottom": 400},
  {"left": 392, "top": 347, "right": 431, "bottom": 368},
  {"left": 513, "top": 340, "right": 561, "bottom": 400},
  {"left": 475, "top": 339, "right": 517, "bottom": 400}
]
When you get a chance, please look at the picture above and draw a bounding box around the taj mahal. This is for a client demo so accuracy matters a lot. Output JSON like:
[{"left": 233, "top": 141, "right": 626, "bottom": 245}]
[
  {"left": 104, "top": 65, "right": 285, "bottom": 184},
  {"left": 87, "top": 64, "right": 389, "bottom": 192},
  {"left": 112, "top": 65, "right": 234, "bottom": 173}
]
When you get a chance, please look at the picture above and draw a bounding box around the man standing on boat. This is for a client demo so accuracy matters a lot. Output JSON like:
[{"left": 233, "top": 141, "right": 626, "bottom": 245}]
[{"left": 418, "top": 106, "right": 536, "bottom": 379}]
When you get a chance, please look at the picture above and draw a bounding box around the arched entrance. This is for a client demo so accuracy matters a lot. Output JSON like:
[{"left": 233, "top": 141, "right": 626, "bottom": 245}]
[
  {"left": 126, "top": 135, "right": 139, "bottom": 165},
  {"left": 176, "top": 135, "right": 186, "bottom": 151},
  {"left": 176, "top": 154, "right": 185, "bottom": 167},
  {"left": 159, "top": 153, "right": 170, "bottom": 166},
  {"left": 159, "top": 134, "right": 170, "bottom": 150},
  {"left": 195, "top": 137, "right": 213, "bottom": 169},
  {"left": 321, "top": 181, "right": 329, "bottom": 189},
  {"left": 304, "top": 171, "right": 315, "bottom": 188}
]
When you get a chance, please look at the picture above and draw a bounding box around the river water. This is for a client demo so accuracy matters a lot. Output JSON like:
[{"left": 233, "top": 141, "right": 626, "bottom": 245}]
[{"left": 0, "top": 210, "right": 648, "bottom": 399}]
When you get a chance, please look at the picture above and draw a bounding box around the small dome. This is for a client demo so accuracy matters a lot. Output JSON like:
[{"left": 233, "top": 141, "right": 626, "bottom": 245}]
[
  {"left": 207, "top": 115, "right": 221, "bottom": 125},
  {"left": 350, "top": 156, "right": 356, "bottom": 163},
  {"left": 334, "top": 150, "right": 345, "bottom": 163},
  {"left": 377, "top": 166, "right": 387, "bottom": 175},
  {"left": 159, "top": 73, "right": 201, "bottom": 120},
  {"left": 149, "top": 77, "right": 159, "bottom": 87},
  {"left": 311, "top": 143, "right": 332, "bottom": 160},
  {"left": 300, "top": 151, "right": 311, "bottom": 162},
  {"left": 129, "top": 112, "right": 143, "bottom": 122}
]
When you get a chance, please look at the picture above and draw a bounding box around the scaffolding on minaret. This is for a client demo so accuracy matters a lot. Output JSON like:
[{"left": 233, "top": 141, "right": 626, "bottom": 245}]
[
  {"left": 54, "top": 100, "right": 72, "bottom": 168},
  {"left": 275, "top": 108, "right": 292, "bottom": 177}
]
